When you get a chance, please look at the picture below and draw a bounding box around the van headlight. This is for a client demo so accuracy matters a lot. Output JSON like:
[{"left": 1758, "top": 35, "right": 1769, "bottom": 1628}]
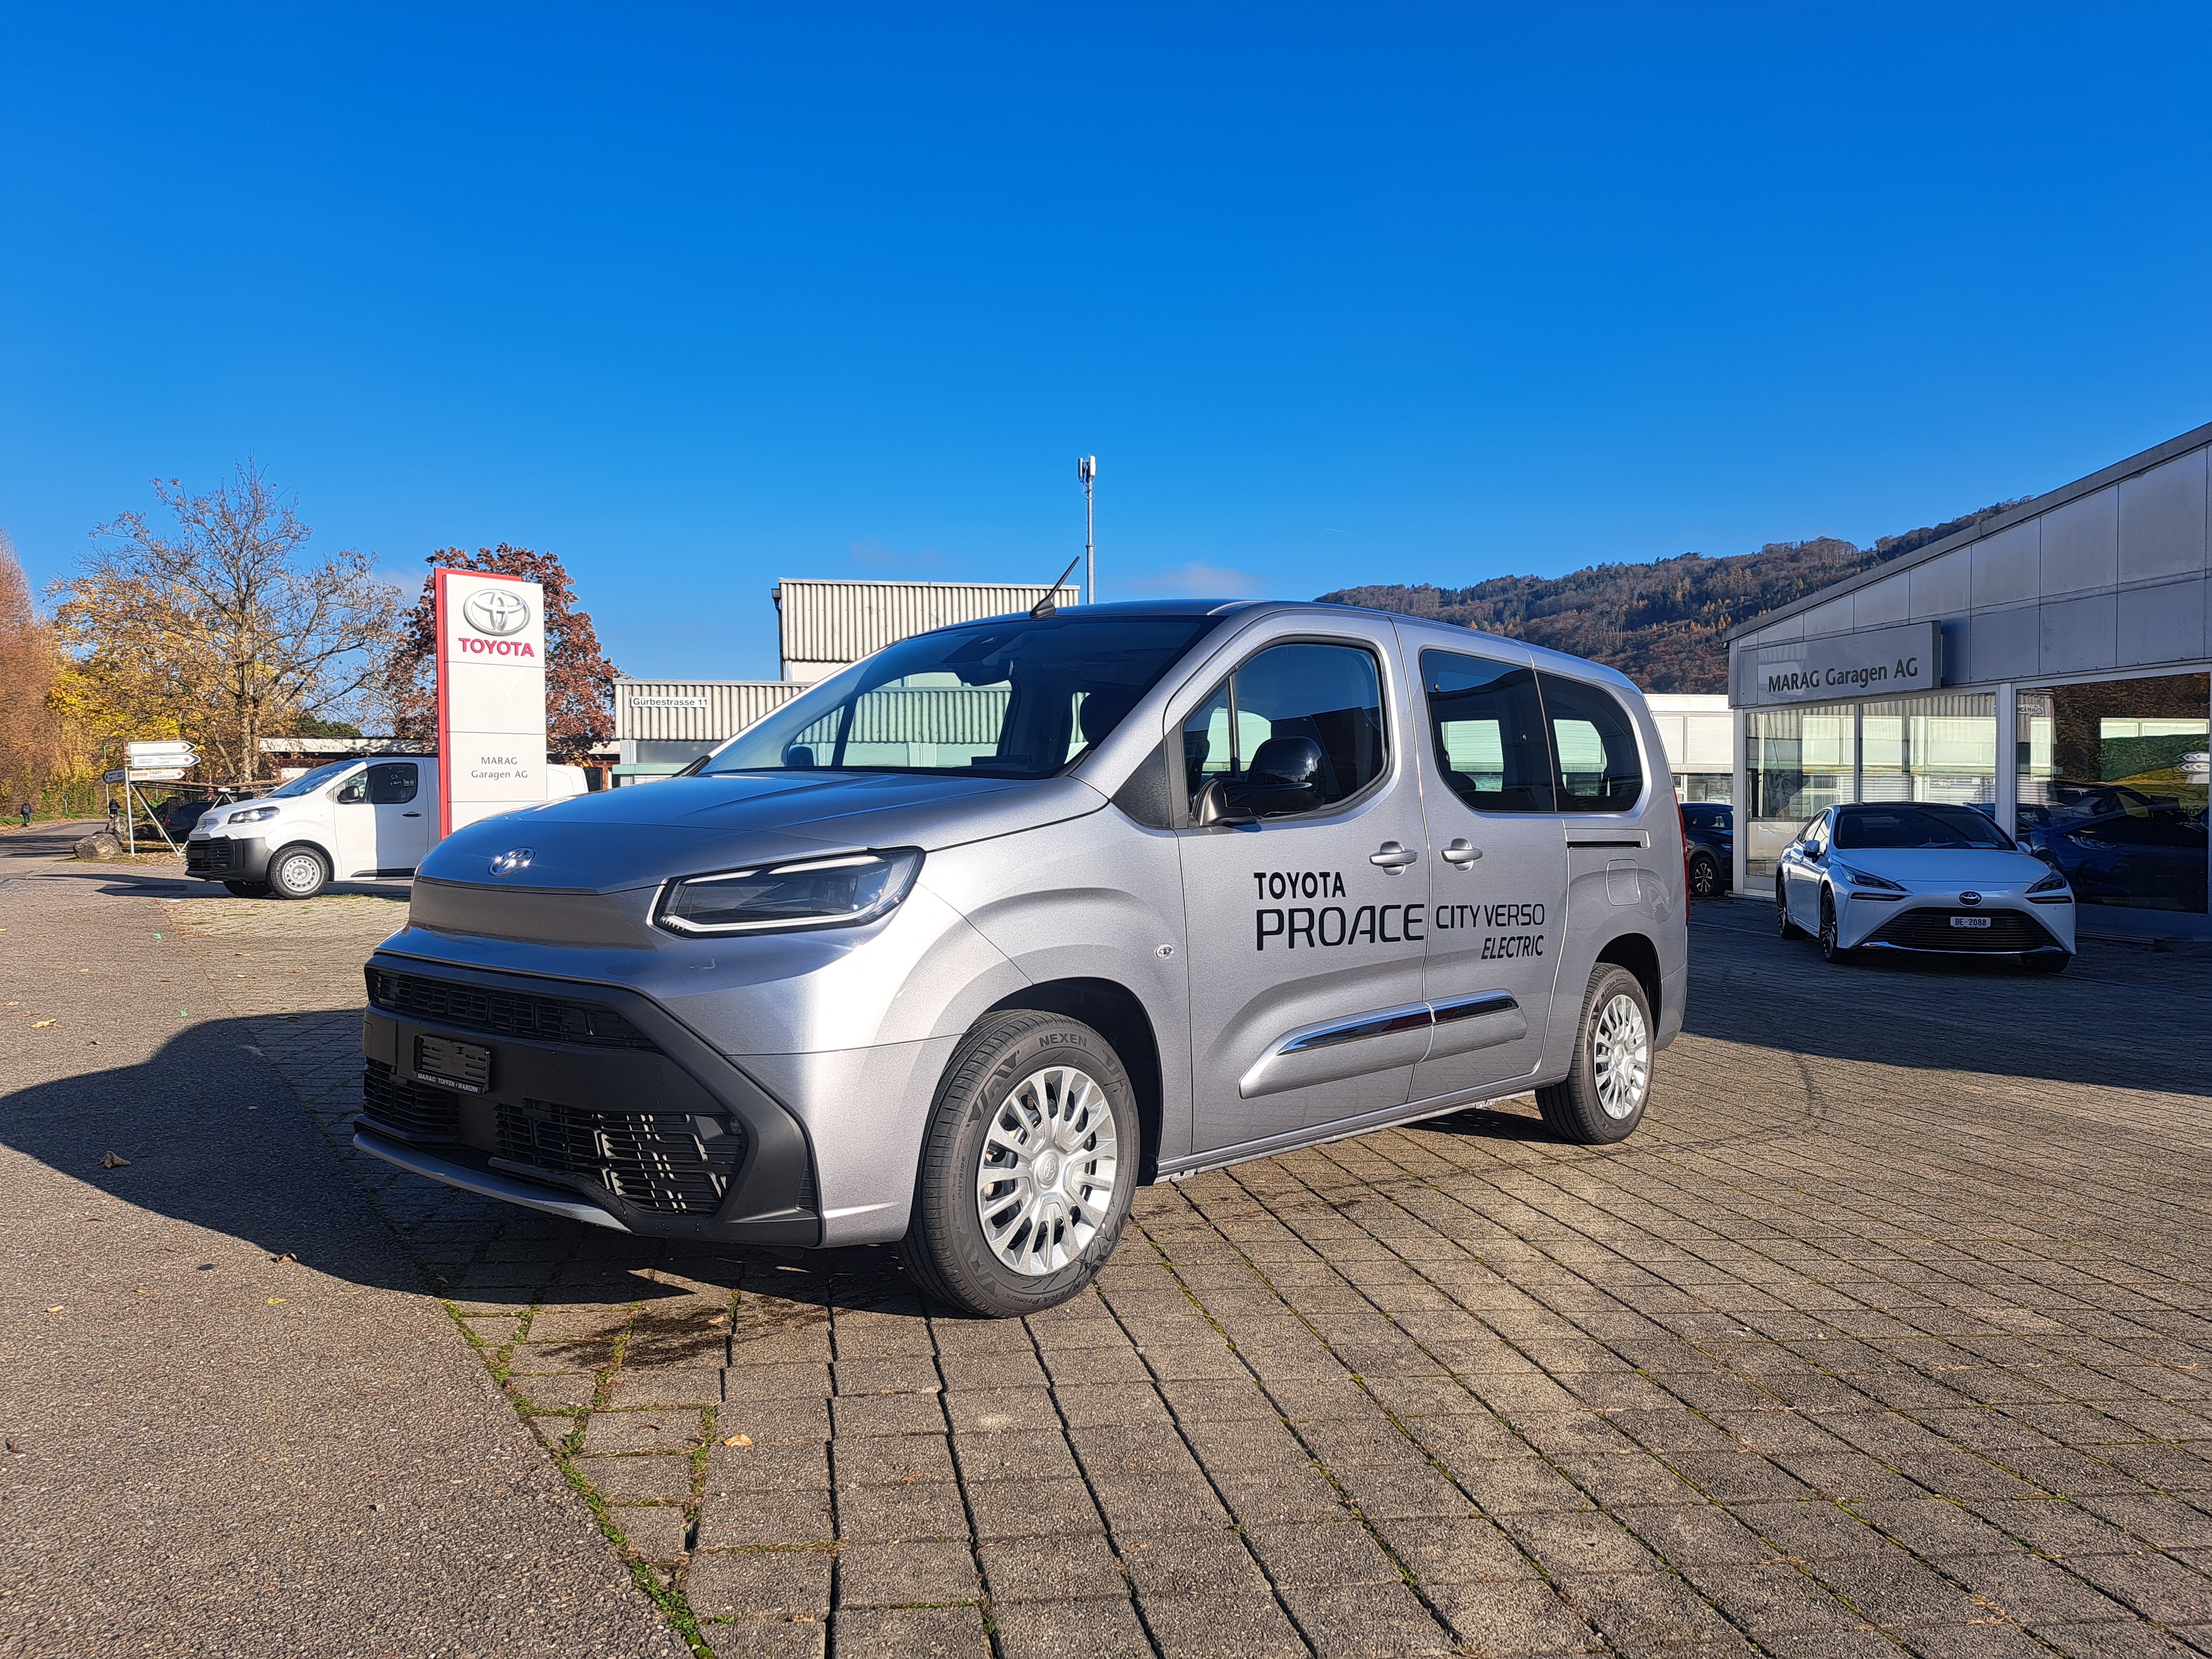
[
  {"left": 654, "top": 849, "right": 924, "bottom": 936},
  {"left": 228, "top": 806, "right": 279, "bottom": 825}
]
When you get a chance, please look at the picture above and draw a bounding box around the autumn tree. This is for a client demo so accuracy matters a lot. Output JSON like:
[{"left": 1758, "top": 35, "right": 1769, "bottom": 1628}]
[
  {"left": 0, "top": 532, "right": 64, "bottom": 806},
  {"left": 381, "top": 545, "right": 619, "bottom": 763},
  {"left": 51, "top": 465, "right": 400, "bottom": 780}
]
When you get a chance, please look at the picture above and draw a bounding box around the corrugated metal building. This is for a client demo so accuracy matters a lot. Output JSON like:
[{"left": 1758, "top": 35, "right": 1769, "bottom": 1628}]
[
  {"left": 1643, "top": 694, "right": 1734, "bottom": 803},
  {"left": 614, "top": 681, "right": 807, "bottom": 774},
  {"left": 614, "top": 578, "right": 1077, "bottom": 778},
  {"left": 777, "top": 578, "right": 1077, "bottom": 682}
]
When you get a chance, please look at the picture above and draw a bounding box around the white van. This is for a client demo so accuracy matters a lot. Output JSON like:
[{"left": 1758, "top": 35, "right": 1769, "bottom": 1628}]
[{"left": 184, "top": 758, "right": 587, "bottom": 898}]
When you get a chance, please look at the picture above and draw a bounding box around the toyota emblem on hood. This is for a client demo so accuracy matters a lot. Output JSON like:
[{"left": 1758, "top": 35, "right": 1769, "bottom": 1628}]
[
  {"left": 463, "top": 587, "right": 532, "bottom": 637},
  {"left": 1958, "top": 891, "right": 1982, "bottom": 906},
  {"left": 490, "top": 848, "right": 534, "bottom": 877}
]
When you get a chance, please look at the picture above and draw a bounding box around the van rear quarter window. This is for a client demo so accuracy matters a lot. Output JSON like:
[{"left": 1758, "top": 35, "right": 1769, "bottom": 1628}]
[{"left": 1422, "top": 652, "right": 1646, "bottom": 814}]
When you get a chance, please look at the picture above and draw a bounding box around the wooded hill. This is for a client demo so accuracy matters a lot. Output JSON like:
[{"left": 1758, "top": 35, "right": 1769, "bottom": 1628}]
[{"left": 1317, "top": 500, "right": 2022, "bottom": 692}]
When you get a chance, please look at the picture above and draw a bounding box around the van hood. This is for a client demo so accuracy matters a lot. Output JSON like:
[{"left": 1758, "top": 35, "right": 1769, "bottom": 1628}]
[{"left": 417, "top": 771, "right": 1106, "bottom": 894}]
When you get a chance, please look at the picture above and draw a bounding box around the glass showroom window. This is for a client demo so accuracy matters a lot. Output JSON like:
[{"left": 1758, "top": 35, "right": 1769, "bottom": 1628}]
[
  {"left": 2016, "top": 673, "right": 2209, "bottom": 917},
  {"left": 1746, "top": 704, "right": 1854, "bottom": 877},
  {"left": 1671, "top": 771, "right": 1734, "bottom": 804},
  {"left": 1860, "top": 694, "right": 1996, "bottom": 808}
]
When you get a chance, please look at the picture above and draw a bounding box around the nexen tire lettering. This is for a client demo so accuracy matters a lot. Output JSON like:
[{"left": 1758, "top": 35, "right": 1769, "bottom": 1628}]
[{"left": 1256, "top": 904, "right": 1426, "bottom": 950}]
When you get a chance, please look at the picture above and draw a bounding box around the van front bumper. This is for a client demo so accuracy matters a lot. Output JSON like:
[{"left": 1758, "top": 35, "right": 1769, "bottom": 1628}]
[
  {"left": 185, "top": 836, "right": 271, "bottom": 883},
  {"left": 354, "top": 954, "right": 821, "bottom": 1245}
]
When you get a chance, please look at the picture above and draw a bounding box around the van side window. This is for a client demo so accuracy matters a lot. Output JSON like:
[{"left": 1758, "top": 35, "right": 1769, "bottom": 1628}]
[
  {"left": 1180, "top": 642, "right": 1386, "bottom": 820},
  {"left": 1421, "top": 651, "right": 1553, "bottom": 812},
  {"left": 1538, "top": 674, "right": 1643, "bottom": 813},
  {"left": 365, "top": 763, "right": 420, "bottom": 806}
]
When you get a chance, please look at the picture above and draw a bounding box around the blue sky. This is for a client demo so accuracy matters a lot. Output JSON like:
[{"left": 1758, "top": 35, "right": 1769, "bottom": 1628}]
[{"left": 4, "top": 4, "right": 2210, "bottom": 683}]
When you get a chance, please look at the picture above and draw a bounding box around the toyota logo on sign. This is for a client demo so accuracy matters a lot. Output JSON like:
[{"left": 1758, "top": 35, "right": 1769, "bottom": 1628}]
[{"left": 463, "top": 587, "right": 532, "bottom": 637}]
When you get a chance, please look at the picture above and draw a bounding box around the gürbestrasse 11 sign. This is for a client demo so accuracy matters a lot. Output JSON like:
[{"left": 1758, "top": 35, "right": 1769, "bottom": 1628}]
[{"left": 435, "top": 569, "right": 548, "bottom": 837}]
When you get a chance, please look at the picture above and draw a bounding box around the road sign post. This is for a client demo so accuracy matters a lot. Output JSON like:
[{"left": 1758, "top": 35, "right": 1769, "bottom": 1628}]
[{"left": 119, "top": 740, "right": 199, "bottom": 855}]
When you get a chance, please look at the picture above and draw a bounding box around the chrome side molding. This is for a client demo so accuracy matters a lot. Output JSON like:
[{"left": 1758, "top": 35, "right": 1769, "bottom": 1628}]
[{"left": 1241, "top": 992, "right": 1525, "bottom": 1098}]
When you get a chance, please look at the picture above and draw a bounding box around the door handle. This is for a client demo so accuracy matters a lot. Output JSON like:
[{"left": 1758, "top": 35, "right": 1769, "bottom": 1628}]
[
  {"left": 402, "top": 811, "right": 422, "bottom": 817},
  {"left": 1369, "top": 841, "right": 1419, "bottom": 871},
  {"left": 1440, "top": 838, "right": 1481, "bottom": 867}
]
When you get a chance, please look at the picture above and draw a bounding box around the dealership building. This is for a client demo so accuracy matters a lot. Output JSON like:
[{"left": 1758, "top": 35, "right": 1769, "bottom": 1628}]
[{"left": 1726, "top": 421, "right": 2212, "bottom": 939}]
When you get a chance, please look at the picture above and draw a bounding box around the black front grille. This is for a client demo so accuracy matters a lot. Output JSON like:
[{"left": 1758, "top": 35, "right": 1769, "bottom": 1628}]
[
  {"left": 359, "top": 1058, "right": 462, "bottom": 1142},
  {"left": 495, "top": 1100, "right": 742, "bottom": 1215},
  {"left": 1867, "top": 907, "right": 2059, "bottom": 952},
  {"left": 366, "top": 968, "right": 658, "bottom": 1050},
  {"left": 187, "top": 840, "right": 237, "bottom": 874}
]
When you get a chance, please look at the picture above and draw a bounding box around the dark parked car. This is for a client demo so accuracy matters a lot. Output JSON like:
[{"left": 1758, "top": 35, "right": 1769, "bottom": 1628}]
[
  {"left": 2017, "top": 782, "right": 2208, "bottom": 914},
  {"left": 154, "top": 790, "right": 243, "bottom": 840},
  {"left": 1681, "top": 802, "right": 1732, "bottom": 897}
]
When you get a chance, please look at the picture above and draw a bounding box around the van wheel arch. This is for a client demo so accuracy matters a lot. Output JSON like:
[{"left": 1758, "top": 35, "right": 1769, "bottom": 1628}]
[
  {"left": 984, "top": 978, "right": 1163, "bottom": 1185},
  {"left": 1593, "top": 932, "right": 1662, "bottom": 1029}
]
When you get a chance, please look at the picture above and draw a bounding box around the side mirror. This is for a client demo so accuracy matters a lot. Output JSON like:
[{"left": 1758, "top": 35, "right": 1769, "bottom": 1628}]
[
  {"left": 1198, "top": 776, "right": 1318, "bottom": 825},
  {"left": 783, "top": 745, "right": 816, "bottom": 770}
]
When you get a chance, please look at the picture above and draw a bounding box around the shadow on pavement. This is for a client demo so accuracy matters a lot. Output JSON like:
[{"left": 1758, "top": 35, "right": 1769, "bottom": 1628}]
[
  {"left": 1683, "top": 908, "right": 2212, "bottom": 1103},
  {"left": 1, "top": 1018, "right": 432, "bottom": 1296}
]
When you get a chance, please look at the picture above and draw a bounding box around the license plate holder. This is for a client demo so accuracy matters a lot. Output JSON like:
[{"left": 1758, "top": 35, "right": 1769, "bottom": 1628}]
[
  {"left": 415, "top": 1034, "right": 493, "bottom": 1093},
  {"left": 1949, "top": 915, "right": 1992, "bottom": 929}
]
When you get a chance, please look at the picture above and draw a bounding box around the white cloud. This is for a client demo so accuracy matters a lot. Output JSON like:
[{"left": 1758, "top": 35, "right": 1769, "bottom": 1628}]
[{"left": 1118, "top": 561, "right": 1265, "bottom": 598}]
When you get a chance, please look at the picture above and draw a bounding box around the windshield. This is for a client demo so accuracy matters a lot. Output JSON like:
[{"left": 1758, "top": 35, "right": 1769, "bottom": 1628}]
[
  {"left": 1834, "top": 804, "right": 2013, "bottom": 851},
  {"left": 701, "top": 614, "right": 1223, "bottom": 780},
  {"left": 265, "top": 761, "right": 358, "bottom": 799}
]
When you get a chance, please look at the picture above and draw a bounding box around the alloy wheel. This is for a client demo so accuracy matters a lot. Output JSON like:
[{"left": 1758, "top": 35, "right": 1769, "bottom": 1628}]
[
  {"left": 1590, "top": 993, "right": 1649, "bottom": 1120},
  {"left": 975, "top": 1064, "right": 1121, "bottom": 1276}
]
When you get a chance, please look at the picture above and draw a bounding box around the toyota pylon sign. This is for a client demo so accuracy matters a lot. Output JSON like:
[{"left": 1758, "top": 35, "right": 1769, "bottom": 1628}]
[{"left": 434, "top": 568, "right": 548, "bottom": 838}]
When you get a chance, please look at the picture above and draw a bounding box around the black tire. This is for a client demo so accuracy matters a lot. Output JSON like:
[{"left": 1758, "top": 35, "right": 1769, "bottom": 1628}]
[
  {"left": 2023, "top": 951, "right": 2070, "bottom": 975},
  {"left": 222, "top": 880, "right": 271, "bottom": 898},
  {"left": 1688, "top": 852, "right": 1720, "bottom": 900},
  {"left": 267, "top": 843, "right": 330, "bottom": 900},
  {"left": 897, "top": 1009, "right": 1139, "bottom": 1318},
  {"left": 1776, "top": 879, "right": 1806, "bottom": 940},
  {"left": 1818, "top": 890, "right": 1855, "bottom": 965},
  {"left": 1536, "top": 964, "right": 1653, "bottom": 1146}
]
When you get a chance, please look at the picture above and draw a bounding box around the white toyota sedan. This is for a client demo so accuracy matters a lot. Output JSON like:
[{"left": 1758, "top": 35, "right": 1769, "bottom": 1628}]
[{"left": 1776, "top": 803, "right": 2076, "bottom": 973}]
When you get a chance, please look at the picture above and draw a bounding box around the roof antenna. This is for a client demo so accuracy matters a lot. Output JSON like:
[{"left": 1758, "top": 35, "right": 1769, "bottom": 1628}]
[{"left": 1029, "top": 553, "right": 1082, "bottom": 618}]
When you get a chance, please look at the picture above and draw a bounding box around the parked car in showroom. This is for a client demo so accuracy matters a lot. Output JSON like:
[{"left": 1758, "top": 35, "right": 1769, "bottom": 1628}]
[
  {"left": 1776, "top": 802, "right": 2074, "bottom": 972},
  {"left": 1681, "top": 802, "right": 1733, "bottom": 897},
  {"left": 350, "top": 598, "right": 1692, "bottom": 1317},
  {"left": 2015, "top": 782, "right": 2208, "bottom": 917}
]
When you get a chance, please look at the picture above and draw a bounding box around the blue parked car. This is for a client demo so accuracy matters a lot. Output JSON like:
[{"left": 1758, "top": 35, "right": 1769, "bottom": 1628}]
[
  {"left": 1682, "top": 802, "right": 1732, "bottom": 897},
  {"left": 2017, "top": 783, "right": 2208, "bottom": 916}
]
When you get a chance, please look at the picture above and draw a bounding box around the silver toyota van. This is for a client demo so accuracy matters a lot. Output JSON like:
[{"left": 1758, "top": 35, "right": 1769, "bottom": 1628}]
[{"left": 355, "top": 600, "right": 1688, "bottom": 1316}]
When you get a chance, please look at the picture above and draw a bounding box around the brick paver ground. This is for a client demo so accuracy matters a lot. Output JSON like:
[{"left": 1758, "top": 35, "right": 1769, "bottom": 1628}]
[{"left": 152, "top": 876, "right": 2212, "bottom": 1658}]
